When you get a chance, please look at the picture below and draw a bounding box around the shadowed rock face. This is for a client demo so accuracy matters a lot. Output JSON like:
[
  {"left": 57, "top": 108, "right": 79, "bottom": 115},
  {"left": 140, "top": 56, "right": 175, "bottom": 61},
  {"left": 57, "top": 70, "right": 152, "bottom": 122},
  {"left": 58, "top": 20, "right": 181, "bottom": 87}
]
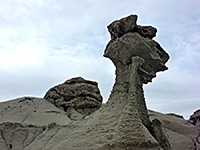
[
  {"left": 107, "top": 15, "right": 157, "bottom": 40},
  {"left": 190, "top": 109, "right": 200, "bottom": 127},
  {"left": 44, "top": 77, "right": 102, "bottom": 119},
  {"left": 105, "top": 14, "right": 169, "bottom": 84}
]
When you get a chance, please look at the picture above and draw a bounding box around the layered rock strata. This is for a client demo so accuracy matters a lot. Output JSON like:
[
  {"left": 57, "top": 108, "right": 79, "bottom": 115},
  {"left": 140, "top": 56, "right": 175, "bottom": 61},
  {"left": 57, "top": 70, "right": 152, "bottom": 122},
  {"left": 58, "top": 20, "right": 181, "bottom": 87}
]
[{"left": 44, "top": 77, "right": 103, "bottom": 119}]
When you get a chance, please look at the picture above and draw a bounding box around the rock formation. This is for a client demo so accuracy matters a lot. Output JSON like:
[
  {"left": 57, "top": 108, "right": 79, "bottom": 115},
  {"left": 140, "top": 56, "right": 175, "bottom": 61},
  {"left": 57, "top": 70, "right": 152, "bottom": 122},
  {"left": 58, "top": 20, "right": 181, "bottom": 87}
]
[
  {"left": 190, "top": 109, "right": 200, "bottom": 127},
  {"left": 107, "top": 15, "right": 157, "bottom": 40},
  {"left": 149, "top": 110, "right": 200, "bottom": 150},
  {"left": 189, "top": 109, "right": 200, "bottom": 149},
  {"left": 44, "top": 77, "right": 102, "bottom": 120},
  {"left": 0, "top": 14, "right": 199, "bottom": 150},
  {"left": 101, "top": 14, "right": 170, "bottom": 149},
  {"left": 105, "top": 14, "right": 169, "bottom": 84}
]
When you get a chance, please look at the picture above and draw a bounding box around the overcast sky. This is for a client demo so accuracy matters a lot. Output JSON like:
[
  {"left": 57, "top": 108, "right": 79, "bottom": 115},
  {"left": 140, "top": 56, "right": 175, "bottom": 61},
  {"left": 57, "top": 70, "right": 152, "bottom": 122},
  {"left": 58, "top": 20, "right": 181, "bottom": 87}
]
[{"left": 0, "top": 0, "right": 199, "bottom": 119}]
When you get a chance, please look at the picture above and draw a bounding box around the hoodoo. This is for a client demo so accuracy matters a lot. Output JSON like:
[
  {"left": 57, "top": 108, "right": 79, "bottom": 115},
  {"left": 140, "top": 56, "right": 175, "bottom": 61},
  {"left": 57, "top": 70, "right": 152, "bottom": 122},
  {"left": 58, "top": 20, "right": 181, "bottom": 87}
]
[{"left": 1, "top": 15, "right": 198, "bottom": 150}]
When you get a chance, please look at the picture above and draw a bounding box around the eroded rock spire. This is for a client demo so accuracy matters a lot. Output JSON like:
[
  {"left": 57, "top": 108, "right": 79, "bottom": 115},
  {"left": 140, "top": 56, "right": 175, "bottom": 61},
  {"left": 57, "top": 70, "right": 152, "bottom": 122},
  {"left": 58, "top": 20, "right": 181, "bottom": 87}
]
[{"left": 102, "top": 14, "right": 171, "bottom": 149}]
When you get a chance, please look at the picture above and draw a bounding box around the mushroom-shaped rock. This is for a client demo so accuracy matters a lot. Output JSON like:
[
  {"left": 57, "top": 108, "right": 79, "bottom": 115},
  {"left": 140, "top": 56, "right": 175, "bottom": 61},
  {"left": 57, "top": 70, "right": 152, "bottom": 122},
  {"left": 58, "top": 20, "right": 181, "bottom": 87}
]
[
  {"left": 105, "top": 14, "right": 169, "bottom": 84},
  {"left": 102, "top": 14, "right": 171, "bottom": 150},
  {"left": 44, "top": 77, "right": 103, "bottom": 119}
]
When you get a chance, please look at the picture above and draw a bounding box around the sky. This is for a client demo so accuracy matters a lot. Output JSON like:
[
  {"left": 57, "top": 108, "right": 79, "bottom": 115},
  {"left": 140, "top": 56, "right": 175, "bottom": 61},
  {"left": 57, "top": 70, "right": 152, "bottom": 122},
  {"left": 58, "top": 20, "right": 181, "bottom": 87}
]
[{"left": 0, "top": 0, "right": 200, "bottom": 119}]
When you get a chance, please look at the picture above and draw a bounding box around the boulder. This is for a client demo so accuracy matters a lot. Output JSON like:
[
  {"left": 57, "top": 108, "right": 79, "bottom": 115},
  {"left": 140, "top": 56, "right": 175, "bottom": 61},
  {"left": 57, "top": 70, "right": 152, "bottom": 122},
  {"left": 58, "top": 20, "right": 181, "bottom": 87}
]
[
  {"left": 107, "top": 14, "right": 157, "bottom": 40},
  {"left": 44, "top": 77, "right": 103, "bottom": 119}
]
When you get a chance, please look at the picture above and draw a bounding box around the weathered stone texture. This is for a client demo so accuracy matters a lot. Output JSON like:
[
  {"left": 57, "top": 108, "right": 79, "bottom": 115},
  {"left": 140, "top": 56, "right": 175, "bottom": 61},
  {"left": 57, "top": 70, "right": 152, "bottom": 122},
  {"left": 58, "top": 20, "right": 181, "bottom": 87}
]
[
  {"left": 103, "top": 14, "right": 171, "bottom": 149},
  {"left": 105, "top": 15, "right": 169, "bottom": 84},
  {"left": 44, "top": 77, "right": 102, "bottom": 118},
  {"left": 107, "top": 15, "right": 157, "bottom": 40},
  {"left": 190, "top": 109, "right": 200, "bottom": 127}
]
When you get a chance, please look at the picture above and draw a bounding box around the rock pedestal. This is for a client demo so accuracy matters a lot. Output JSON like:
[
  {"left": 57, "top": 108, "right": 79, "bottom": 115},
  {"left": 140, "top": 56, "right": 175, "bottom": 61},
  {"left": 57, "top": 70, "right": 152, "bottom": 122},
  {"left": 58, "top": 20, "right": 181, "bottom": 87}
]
[{"left": 100, "top": 14, "right": 171, "bottom": 150}]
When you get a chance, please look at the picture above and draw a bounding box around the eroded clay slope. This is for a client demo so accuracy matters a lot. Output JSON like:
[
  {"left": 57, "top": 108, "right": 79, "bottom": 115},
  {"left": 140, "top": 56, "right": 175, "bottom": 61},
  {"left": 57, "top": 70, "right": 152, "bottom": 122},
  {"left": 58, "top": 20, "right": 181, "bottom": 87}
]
[{"left": 0, "top": 98, "right": 199, "bottom": 150}]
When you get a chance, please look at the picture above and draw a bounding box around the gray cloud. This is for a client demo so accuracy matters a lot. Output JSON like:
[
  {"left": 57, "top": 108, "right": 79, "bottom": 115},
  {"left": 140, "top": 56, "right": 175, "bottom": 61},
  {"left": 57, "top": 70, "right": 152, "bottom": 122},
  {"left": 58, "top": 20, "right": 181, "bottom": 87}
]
[{"left": 0, "top": 0, "right": 199, "bottom": 119}]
